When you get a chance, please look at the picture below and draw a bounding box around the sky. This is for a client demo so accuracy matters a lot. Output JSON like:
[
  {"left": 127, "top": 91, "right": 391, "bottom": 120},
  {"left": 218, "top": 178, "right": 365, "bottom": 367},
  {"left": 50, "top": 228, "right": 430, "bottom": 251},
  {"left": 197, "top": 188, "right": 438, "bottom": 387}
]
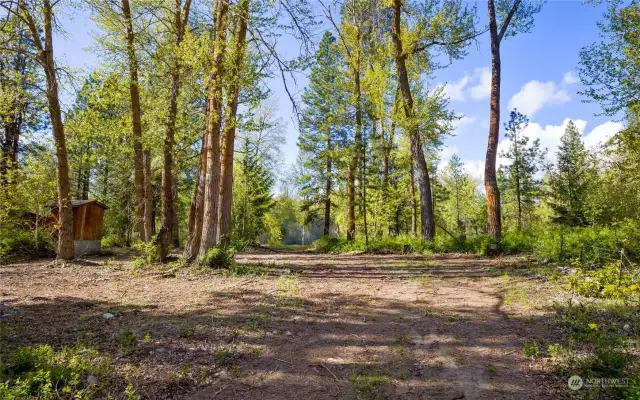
[{"left": 53, "top": 1, "right": 622, "bottom": 184}]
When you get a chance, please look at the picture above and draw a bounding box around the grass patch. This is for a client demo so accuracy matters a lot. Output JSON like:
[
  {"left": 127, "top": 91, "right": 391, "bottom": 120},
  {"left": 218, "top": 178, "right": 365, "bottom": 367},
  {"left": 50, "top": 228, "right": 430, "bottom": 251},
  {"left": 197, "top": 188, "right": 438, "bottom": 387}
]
[{"left": 0, "top": 345, "right": 117, "bottom": 399}]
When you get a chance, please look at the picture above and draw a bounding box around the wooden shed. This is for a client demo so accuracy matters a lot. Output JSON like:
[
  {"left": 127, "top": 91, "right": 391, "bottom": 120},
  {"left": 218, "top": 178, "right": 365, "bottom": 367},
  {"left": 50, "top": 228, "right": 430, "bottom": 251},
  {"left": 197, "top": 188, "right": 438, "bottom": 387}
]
[{"left": 51, "top": 200, "right": 108, "bottom": 255}]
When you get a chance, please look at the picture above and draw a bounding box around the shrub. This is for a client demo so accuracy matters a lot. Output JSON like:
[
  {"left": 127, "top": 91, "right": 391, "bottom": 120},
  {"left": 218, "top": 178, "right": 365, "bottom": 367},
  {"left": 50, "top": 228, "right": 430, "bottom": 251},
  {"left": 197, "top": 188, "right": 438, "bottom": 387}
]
[
  {"left": 101, "top": 234, "right": 124, "bottom": 248},
  {"left": 199, "top": 247, "right": 236, "bottom": 269},
  {"left": 523, "top": 340, "right": 540, "bottom": 357},
  {"left": 565, "top": 261, "right": 640, "bottom": 301},
  {"left": 0, "top": 345, "right": 110, "bottom": 399},
  {"left": 131, "top": 240, "right": 158, "bottom": 269},
  {"left": 0, "top": 228, "right": 54, "bottom": 264}
]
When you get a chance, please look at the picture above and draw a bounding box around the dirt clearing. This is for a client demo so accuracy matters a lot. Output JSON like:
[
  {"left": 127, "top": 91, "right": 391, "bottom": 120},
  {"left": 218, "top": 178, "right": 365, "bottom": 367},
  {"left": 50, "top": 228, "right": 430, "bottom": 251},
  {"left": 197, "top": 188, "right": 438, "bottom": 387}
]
[{"left": 1, "top": 251, "right": 570, "bottom": 399}]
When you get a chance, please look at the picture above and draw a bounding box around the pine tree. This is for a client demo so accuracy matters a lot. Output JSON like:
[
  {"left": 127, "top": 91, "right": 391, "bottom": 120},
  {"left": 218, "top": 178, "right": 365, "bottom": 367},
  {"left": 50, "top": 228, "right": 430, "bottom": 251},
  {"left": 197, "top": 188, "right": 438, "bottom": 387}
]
[
  {"left": 297, "top": 31, "right": 346, "bottom": 236},
  {"left": 548, "top": 120, "right": 590, "bottom": 226},
  {"left": 499, "top": 109, "right": 545, "bottom": 231},
  {"left": 235, "top": 138, "right": 275, "bottom": 243}
]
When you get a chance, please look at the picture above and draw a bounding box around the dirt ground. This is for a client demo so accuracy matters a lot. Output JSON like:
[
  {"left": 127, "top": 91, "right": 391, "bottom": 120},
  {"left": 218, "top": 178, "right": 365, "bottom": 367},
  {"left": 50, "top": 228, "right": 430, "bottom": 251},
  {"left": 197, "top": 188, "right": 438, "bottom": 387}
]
[{"left": 0, "top": 250, "right": 572, "bottom": 399}]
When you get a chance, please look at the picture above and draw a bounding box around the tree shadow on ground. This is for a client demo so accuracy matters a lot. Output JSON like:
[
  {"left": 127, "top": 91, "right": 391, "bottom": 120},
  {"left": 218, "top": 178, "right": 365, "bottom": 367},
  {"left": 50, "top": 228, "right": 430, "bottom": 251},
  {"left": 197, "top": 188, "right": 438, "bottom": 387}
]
[{"left": 0, "top": 252, "right": 568, "bottom": 399}]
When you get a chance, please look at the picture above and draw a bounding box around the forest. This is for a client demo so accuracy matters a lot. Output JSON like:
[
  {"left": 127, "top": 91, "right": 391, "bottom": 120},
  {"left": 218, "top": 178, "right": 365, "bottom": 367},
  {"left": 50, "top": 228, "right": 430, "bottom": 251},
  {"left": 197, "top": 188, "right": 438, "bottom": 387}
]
[{"left": 0, "top": 0, "right": 639, "bottom": 398}]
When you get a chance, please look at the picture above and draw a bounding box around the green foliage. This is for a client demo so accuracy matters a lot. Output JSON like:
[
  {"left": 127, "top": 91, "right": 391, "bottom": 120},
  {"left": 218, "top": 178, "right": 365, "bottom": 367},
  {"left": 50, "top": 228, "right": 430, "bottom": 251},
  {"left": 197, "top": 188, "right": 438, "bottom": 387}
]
[
  {"left": 565, "top": 262, "right": 639, "bottom": 301},
  {"left": 101, "top": 234, "right": 125, "bottom": 248},
  {"left": 131, "top": 241, "right": 159, "bottom": 269},
  {"left": 547, "top": 120, "right": 592, "bottom": 226},
  {"left": 0, "top": 228, "right": 54, "bottom": 264},
  {"left": 523, "top": 340, "right": 540, "bottom": 357},
  {"left": 552, "top": 300, "right": 639, "bottom": 397},
  {"left": 199, "top": 247, "right": 236, "bottom": 269},
  {"left": 498, "top": 110, "right": 546, "bottom": 231},
  {"left": 0, "top": 345, "right": 110, "bottom": 399}
]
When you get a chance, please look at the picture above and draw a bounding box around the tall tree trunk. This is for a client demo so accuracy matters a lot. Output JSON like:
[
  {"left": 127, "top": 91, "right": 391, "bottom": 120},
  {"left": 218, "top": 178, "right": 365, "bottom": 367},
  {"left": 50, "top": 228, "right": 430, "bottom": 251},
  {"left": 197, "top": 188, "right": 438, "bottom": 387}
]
[
  {"left": 143, "top": 149, "right": 153, "bottom": 240},
  {"left": 346, "top": 45, "right": 362, "bottom": 241},
  {"left": 391, "top": 0, "right": 435, "bottom": 240},
  {"left": 217, "top": 0, "right": 249, "bottom": 246},
  {"left": 485, "top": 0, "right": 521, "bottom": 240},
  {"left": 160, "top": 0, "right": 192, "bottom": 262},
  {"left": 324, "top": 128, "right": 332, "bottom": 236},
  {"left": 23, "top": 0, "right": 74, "bottom": 259},
  {"left": 183, "top": 130, "right": 208, "bottom": 262},
  {"left": 409, "top": 157, "right": 417, "bottom": 236},
  {"left": 198, "top": 0, "right": 230, "bottom": 258},
  {"left": 121, "top": 0, "right": 149, "bottom": 242},
  {"left": 485, "top": 0, "right": 502, "bottom": 240}
]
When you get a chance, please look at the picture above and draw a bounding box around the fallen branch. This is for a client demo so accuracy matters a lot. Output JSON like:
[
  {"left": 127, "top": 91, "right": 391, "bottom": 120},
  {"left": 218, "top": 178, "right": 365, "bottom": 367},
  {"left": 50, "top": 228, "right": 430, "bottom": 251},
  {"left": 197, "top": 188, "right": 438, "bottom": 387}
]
[{"left": 317, "top": 364, "right": 338, "bottom": 380}]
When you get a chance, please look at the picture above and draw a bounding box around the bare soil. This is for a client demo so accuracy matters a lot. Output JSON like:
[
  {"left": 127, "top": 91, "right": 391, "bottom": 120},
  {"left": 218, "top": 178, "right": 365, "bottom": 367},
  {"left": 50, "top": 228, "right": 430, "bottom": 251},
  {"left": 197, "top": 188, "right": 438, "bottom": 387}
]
[{"left": 0, "top": 250, "right": 571, "bottom": 399}]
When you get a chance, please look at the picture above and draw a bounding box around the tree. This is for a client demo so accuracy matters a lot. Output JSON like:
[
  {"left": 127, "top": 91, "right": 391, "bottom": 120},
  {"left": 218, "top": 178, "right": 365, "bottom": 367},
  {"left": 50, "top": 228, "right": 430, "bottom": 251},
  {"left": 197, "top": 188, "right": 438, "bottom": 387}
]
[
  {"left": 484, "top": 0, "right": 542, "bottom": 240},
  {"left": 198, "top": 0, "right": 231, "bottom": 257},
  {"left": 498, "top": 109, "right": 545, "bottom": 231},
  {"left": 217, "top": 0, "right": 250, "bottom": 246},
  {"left": 234, "top": 137, "right": 275, "bottom": 242},
  {"left": 390, "top": 0, "right": 476, "bottom": 240},
  {"left": 579, "top": 1, "right": 639, "bottom": 117},
  {"left": 547, "top": 121, "right": 591, "bottom": 226},
  {"left": 442, "top": 154, "right": 472, "bottom": 232},
  {"left": 159, "top": 0, "right": 193, "bottom": 262},
  {"left": 298, "top": 31, "right": 346, "bottom": 236},
  {"left": 9, "top": 0, "right": 75, "bottom": 259}
]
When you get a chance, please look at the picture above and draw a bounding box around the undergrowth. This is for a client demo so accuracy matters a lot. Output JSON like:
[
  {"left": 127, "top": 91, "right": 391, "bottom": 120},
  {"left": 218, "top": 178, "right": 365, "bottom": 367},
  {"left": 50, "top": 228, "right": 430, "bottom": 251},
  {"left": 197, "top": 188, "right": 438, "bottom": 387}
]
[{"left": 0, "top": 345, "right": 118, "bottom": 400}]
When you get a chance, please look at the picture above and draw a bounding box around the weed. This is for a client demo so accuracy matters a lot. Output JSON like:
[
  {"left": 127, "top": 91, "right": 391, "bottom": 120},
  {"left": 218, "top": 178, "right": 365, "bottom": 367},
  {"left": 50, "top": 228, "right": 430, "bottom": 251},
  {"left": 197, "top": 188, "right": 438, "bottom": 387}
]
[
  {"left": 523, "top": 340, "right": 540, "bottom": 357},
  {"left": 119, "top": 329, "right": 138, "bottom": 355},
  {"left": 0, "top": 345, "right": 110, "bottom": 399},
  {"left": 349, "top": 369, "right": 389, "bottom": 400}
]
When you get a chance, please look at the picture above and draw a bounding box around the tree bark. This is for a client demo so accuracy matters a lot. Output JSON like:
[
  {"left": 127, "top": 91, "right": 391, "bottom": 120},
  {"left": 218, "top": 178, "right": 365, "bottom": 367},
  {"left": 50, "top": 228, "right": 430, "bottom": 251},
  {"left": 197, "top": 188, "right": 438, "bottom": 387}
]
[
  {"left": 121, "top": 0, "right": 149, "bottom": 242},
  {"left": 346, "top": 41, "right": 362, "bottom": 241},
  {"left": 159, "top": 0, "right": 192, "bottom": 262},
  {"left": 391, "top": 0, "right": 435, "bottom": 240},
  {"left": 22, "top": 0, "right": 74, "bottom": 259},
  {"left": 143, "top": 149, "right": 153, "bottom": 240},
  {"left": 324, "top": 128, "right": 332, "bottom": 236},
  {"left": 217, "top": 0, "right": 249, "bottom": 246},
  {"left": 198, "top": 0, "right": 230, "bottom": 258},
  {"left": 485, "top": 0, "right": 521, "bottom": 240},
  {"left": 183, "top": 130, "right": 208, "bottom": 262}
]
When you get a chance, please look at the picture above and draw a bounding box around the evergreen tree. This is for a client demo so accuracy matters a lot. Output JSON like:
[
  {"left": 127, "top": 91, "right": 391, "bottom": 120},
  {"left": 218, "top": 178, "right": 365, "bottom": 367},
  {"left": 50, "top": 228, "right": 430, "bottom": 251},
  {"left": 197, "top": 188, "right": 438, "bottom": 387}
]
[
  {"left": 234, "top": 137, "right": 275, "bottom": 243},
  {"left": 297, "top": 31, "right": 346, "bottom": 236},
  {"left": 548, "top": 120, "right": 591, "bottom": 226},
  {"left": 499, "top": 109, "right": 546, "bottom": 231}
]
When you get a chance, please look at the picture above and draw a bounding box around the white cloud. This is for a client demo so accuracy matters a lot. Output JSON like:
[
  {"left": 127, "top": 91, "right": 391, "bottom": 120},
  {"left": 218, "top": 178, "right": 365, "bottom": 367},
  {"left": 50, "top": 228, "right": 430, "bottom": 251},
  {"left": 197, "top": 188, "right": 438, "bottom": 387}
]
[
  {"left": 562, "top": 71, "right": 579, "bottom": 85},
  {"left": 463, "top": 160, "right": 485, "bottom": 183},
  {"left": 457, "top": 119, "right": 623, "bottom": 184},
  {"left": 469, "top": 67, "right": 491, "bottom": 100},
  {"left": 583, "top": 121, "right": 623, "bottom": 149},
  {"left": 452, "top": 115, "right": 477, "bottom": 133},
  {"left": 434, "top": 67, "right": 491, "bottom": 102},
  {"left": 440, "top": 76, "right": 469, "bottom": 101},
  {"left": 508, "top": 81, "right": 571, "bottom": 118}
]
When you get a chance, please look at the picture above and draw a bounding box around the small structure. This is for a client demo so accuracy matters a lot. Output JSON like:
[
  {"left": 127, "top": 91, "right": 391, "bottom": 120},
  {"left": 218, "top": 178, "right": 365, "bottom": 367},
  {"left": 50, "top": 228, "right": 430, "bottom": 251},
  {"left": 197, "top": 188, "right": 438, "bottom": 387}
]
[{"left": 50, "top": 200, "right": 108, "bottom": 255}]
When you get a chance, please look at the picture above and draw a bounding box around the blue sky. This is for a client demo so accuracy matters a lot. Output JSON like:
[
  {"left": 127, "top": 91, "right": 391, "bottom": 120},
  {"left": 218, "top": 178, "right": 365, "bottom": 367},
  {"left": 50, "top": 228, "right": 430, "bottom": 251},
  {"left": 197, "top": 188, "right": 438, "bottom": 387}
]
[{"left": 54, "top": 1, "right": 622, "bottom": 182}]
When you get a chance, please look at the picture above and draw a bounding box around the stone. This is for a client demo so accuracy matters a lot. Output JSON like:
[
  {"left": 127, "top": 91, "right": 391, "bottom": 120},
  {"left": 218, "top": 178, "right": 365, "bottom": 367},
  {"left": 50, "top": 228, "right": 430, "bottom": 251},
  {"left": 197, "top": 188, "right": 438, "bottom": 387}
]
[
  {"left": 86, "top": 375, "right": 100, "bottom": 386},
  {"left": 155, "top": 347, "right": 167, "bottom": 353},
  {"left": 623, "top": 324, "right": 631, "bottom": 331},
  {"left": 102, "top": 312, "right": 115, "bottom": 319}
]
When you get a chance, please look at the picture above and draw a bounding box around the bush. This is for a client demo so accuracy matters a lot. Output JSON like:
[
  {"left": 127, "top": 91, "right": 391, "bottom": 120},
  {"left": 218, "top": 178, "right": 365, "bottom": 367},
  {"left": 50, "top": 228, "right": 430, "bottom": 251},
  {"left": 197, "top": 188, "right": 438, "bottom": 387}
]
[
  {"left": 565, "top": 261, "right": 640, "bottom": 301},
  {"left": 0, "top": 345, "right": 110, "bottom": 399},
  {"left": 101, "top": 234, "right": 124, "bottom": 248},
  {"left": 131, "top": 240, "right": 158, "bottom": 269},
  {"left": 0, "top": 228, "right": 54, "bottom": 264},
  {"left": 199, "top": 247, "right": 236, "bottom": 269}
]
